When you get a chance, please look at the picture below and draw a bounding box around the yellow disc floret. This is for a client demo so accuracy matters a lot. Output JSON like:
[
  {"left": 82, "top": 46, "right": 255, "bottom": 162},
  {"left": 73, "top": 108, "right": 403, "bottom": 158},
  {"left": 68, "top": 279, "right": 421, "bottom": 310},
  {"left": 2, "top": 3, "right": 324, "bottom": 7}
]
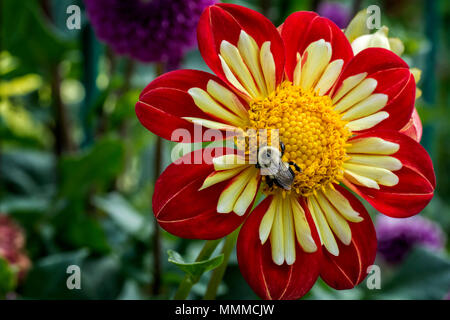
[{"left": 248, "top": 81, "right": 351, "bottom": 196}]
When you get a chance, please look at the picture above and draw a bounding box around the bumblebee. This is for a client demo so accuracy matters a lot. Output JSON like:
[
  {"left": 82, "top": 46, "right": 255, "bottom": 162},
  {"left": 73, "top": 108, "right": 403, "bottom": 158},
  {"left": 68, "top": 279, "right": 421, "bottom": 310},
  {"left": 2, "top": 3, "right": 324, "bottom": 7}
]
[{"left": 256, "top": 142, "right": 301, "bottom": 190}]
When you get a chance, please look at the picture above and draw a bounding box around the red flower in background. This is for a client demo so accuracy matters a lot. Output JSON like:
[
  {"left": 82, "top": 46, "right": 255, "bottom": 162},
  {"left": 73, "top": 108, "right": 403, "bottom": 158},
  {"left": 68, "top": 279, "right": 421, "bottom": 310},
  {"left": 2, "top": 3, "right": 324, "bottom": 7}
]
[
  {"left": 136, "top": 4, "right": 435, "bottom": 299},
  {"left": 0, "top": 215, "right": 31, "bottom": 281}
]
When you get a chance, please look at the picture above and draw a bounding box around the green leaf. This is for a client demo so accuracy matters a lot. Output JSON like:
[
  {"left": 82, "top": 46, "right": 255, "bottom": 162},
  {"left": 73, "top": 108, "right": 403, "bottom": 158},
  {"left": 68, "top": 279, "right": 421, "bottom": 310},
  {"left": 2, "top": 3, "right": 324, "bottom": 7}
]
[
  {"left": 0, "top": 51, "right": 19, "bottom": 75},
  {"left": 93, "top": 192, "right": 151, "bottom": 240},
  {"left": 117, "top": 280, "right": 146, "bottom": 300},
  {"left": 22, "top": 250, "right": 124, "bottom": 299},
  {"left": 0, "top": 74, "right": 42, "bottom": 97},
  {"left": 0, "top": 257, "right": 17, "bottom": 298},
  {"left": 167, "top": 249, "right": 224, "bottom": 282},
  {"left": 0, "top": 195, "right": 50, "bottom": 214},
  {"left": 61, "top": 211, "right": 111, "bottom": 254},
  {"left": 1, "top": 0, "right": 74, "bottom": 72},
  {"left": 109, "top": 90, "right": 140, "bottom": 125},
  {"left": 80, "top": 255, "right": 124, "bottom": 299},
  {"left": 59, "top": 138, "right": 125, "bottom": 199},
  {"left": 369, "top": 248, "right": 450, "bottom": 300},
  {"left": 1, "top": 149, "right": 55, "bottom": 195},
  {"left": 22, "top": 249, "right": 89, "bottom": 299}
]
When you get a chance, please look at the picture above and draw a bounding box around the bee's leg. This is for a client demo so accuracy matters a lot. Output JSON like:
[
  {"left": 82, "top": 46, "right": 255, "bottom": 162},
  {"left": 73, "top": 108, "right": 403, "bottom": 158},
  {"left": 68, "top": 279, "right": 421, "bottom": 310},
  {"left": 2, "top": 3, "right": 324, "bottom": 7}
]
[
  {"left": 288, "top": 167, "right": 295, "bottom": 177},
  {"left": 279, "top": 141, "right": 285, "bottom": 156},
  {"left": 255, "top": 163, "right": 261, "bottom": 169},
  {"left": 266, "top": 177, "right": 274, "bottom": 188},
  {"left": 273, "top": 179, "right": 284, "bottom": 189},
  {"left": 288, "top": 161, "right": 301, "bottom": 172}
]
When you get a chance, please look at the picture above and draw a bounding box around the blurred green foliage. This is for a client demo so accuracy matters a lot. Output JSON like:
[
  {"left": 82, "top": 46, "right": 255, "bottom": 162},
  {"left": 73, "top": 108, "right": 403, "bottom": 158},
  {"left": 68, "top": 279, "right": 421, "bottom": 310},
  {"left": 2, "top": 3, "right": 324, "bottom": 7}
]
[
  {"left": 0, "top": 257, "right": 17, "bottom": 298},
  {"left": 0, "top": 0, "right": 449, "bottom": 300}
]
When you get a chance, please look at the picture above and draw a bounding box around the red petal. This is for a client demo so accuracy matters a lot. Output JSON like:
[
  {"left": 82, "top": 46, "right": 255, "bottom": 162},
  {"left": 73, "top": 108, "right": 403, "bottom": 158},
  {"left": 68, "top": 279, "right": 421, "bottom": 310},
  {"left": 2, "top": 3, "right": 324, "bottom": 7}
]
[
  {"left": 237, "top": 197, "right": 321, "bottom": 300},
  {"left": 345, "top": 130, "right": 435, "bottom": 218},
  {"left": 153, "top": 148, "right": 252, "bottom": 239},
  {"left": 333, "top": 48, "right": 415, "bottom": 132},
  {"left": 399, "top": 108, "right": 423, "bottom": 142},
  {"left": 334, "top": 48, "right": 409, "bottom": 82},
  {"left": 319, "top": 185, "right": 377, "bottom": 290},
  {"left": 136, "top": 69, "right": 246, "bottom": 142},
  {"left": 281, "top": 11, "right": 353, "bottom": 82},
  {"left": 197, "top": 3, "right": 285, "bottom": 93},
  {"left": 365, "top": 68, "right": 415, "bottom": 132}
]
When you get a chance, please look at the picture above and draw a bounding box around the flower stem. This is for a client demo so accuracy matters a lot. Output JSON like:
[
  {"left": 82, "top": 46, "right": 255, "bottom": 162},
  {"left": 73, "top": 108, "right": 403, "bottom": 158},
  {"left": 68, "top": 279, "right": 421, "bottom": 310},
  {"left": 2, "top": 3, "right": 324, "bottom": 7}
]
[
  {"left": 204, "top": 228, "right": 239, "bottom": 300},
  {"left": 173, "top": 238, "right": 222, "bottom": 300}
]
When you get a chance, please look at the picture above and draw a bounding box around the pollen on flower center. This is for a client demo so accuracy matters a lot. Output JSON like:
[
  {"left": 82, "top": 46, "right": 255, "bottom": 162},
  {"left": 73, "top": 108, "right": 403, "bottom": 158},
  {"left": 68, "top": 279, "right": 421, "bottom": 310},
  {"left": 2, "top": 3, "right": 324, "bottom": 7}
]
[{"left": 248, "top": 81, "right": 351, "bottom": 196}]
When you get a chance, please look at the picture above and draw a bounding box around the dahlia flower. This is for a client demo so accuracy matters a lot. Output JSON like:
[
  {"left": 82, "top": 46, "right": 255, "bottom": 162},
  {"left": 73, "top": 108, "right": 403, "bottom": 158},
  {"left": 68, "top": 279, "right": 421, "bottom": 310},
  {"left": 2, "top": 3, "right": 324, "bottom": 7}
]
[
  {"left": 84, "top": 0, "right": 216, "bottom": 67},
  {"left": 136, "top": 4, "right": 435, "bottom": 299},
  {"left": 376, "top": 215, "right": 445, "bottom": 264}
]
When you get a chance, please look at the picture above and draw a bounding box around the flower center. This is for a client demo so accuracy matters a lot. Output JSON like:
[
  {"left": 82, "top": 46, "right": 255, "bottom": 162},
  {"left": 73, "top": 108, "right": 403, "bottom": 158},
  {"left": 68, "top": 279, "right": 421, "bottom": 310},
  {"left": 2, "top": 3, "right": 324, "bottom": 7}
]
[{"left": 248, "top": 81, "right": 351, "bottom": 196}]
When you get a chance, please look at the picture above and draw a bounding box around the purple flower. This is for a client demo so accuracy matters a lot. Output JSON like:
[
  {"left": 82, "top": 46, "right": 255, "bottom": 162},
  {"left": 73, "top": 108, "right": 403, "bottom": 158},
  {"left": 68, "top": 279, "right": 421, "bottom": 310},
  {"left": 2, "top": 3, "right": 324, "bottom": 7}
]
[
  {"left": 317, "top": 2, "right": 350, "bottom": 29},
  {"left": 84, "top": 0, "right": 216, "bottom": 68},
  {"left": 376, "top": 215, "right": 446, "bottom": 264}
]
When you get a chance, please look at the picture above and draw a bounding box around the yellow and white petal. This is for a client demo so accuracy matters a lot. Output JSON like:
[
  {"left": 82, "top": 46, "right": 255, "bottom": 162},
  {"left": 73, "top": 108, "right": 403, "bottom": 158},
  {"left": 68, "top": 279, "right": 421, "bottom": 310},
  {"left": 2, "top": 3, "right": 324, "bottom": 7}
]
[
  {"left": 217, "top": 166, "right": 254, "bottom": 213},
  {"left": 334, "top": 78, "right": 378, "bottom": 113},
  {"left": 411, "top": 68, "right": 422, "bottom": 84},
  {"left": 315, "top": 194, "right": 352, "bottom": 245},
  {"left": 206, "top": 80, "right": 249, "bottom": 120},
  {"left": 344, "top": 9, "right": 370, "bottom": 43},
  {"left": 188, "top": 87, "right": 246, "bottom": 126},
  {"left": 388, "top": 37, "right": 405, "bottom": 56},
  {"left": 234, "top": 169, "right": 259, "bottom": 216},
  {"left": 270, "top": 198, "right": 285, "bottom": 265},
  {"left": 314, "top": 59, "right": 344, "bottom": 96},
  {"left": 346, "top": 154, "right": 402, "bottom": 171},
  {"left": 351, "top": 27, "right": 390, "bottom": 55},
  {"left": 293, "top": 52, "right": 302, "bottom": 86},
  {"left": 199, "top": 166, "right": 247, "bottom": 191},
  {"left": 282, "top": 198, "right": 296, "bottom": 265},
  {"left": 299, "top": 39, "right": 332, "bottom": 90},
  {"left": 290, "top": 197, "right": 317, "bottom": 252},
  {"left": 219, "top": 55, "right": 251, "bottom": 97},
  {"left": 322, "top": 187, "right": 363, "bottom": 223},
  {"left": 346, "top": 137, "right": 400, "bottom": 155},
  {"left": 238, "top": 31, "right": 268, "bottom": 97},
  {"left": 220, "top": 40, "right": 260, "bottom": 98},
  {"left": 346, "top": 111, "right": 389, "bottom": 131},
  {"left": 331, "top": 72, "right": 367, "bottom": 103},
  {"left": 341, "top": 93, "right": 388, "bottom": 121},
  {"left": 260, "top": 41, "right": 276, "bottom": 94},
  {"left": 344, "top": 169, "right": 380, "bottom": 189},
  {"left": 308, "top": 197, "right": 339, "bottom": 256},
  {"left": 212, "top": 154, "right": 247, "bottom": 171},
  {"left": 259, "top": 194, "right": 318, "bottom": 265},
  {"left": 343, "top": 163, "right": 399, "bottom": 187},
  {"left": 259, "top": 196, "right": 278, "bottom": 244},
  {"left": 182, "top": 117, "right": 241, "bottom": 131}
]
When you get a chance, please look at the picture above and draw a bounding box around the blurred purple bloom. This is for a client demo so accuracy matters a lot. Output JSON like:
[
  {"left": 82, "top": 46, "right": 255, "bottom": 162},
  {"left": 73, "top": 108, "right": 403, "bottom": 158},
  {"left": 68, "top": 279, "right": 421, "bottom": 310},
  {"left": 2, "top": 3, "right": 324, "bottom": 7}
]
[
  {"left": 317, "top": 2, "right": 350, "bottom": 29},
  {"left": 376, "top": 215, "right": 446, "bottom": 264},
  {"left": 84, "top": 0, "right": 216, "bottom": 68}
]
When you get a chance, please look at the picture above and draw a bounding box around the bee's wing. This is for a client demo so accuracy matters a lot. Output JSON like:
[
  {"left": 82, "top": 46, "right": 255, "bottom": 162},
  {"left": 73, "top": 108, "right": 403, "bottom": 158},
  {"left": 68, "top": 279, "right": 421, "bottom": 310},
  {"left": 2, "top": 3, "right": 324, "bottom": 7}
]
[
  {"left": 260, "top": 159, "right": 281, "bottom": 176},
  {"left": 273, "top": 163, "right": 294, "bottom": 190},
  {"left": 261, "top": 164, "right": 279, "bottom": 176}
]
